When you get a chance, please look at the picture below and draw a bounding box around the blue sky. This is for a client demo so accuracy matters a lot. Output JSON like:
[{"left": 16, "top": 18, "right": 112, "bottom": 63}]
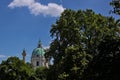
[{"left": 0, "top": 0, "right": 119, "bottom": 63}]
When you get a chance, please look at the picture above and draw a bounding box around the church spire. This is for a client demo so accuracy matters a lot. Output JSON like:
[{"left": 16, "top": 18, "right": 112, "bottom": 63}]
[
  {"left": 22, "top": 49, "right": 26, "bottom": 63},
  {"left": 38, "top": 40, "right": 42, "bottom": 48}
]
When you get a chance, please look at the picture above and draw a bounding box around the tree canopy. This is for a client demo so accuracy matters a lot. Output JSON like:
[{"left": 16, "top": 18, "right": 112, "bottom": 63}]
[
  {"left": 0, "top": 57, "right": 34, "bottom": 80},
  {"left": 47, "top": 9, "right": 120, "bottom": 80},
  {"left": 82, "top": 36, "right": 120, "bottom": 80},
  {"left": 110, "top": 0, "right": 120, "bottom": 15}
]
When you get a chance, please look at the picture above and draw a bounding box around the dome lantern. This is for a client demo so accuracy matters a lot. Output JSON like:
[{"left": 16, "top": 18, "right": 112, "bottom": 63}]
[{"left": 38, "top": 40, "right": 42, "bottom": 48}]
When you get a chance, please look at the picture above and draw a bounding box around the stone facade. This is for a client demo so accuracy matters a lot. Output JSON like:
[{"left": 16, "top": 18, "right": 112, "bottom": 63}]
[{"left": 31, "top": 55, "right": 46, "bottom": 69}]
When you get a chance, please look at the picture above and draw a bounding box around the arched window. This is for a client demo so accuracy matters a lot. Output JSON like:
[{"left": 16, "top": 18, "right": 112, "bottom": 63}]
[{"left": 36, "top": 61, "right": 39, "bottom": 66}]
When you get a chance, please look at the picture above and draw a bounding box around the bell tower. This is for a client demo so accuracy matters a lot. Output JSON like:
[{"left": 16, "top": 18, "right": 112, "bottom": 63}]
[{"left": 22, "top": 49, "right": 26, "bottom": 63}]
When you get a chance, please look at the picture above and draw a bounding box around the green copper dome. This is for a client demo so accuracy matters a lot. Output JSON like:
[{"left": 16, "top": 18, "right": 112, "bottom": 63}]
[
  {"left": 32, "top": 48, "right": 45, "bottom": 56},
  {"left": 32, "top": 40, "right": 45, "bottom": 56}
]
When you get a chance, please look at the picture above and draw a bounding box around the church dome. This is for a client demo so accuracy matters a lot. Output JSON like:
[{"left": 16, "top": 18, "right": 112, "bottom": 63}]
[
  {"left": 32, "top": 40, "right": 45, "bottom": 57},
  {"left": 32, "top": 48, "right": 45, "bottom": 56}
]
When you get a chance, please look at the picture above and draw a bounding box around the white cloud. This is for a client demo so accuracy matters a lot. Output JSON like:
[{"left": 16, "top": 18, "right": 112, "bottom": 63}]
[
  {"left": 0, "top": 55, "right": 6, "bottom": 58},
  {"left": 8, "top": 0, "right": 65, "bottom": 17}
]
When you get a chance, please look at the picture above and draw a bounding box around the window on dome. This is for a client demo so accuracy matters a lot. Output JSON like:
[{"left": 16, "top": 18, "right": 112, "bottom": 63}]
[{"left": 36, "top": 61, "right": 39, "bottom": 66}]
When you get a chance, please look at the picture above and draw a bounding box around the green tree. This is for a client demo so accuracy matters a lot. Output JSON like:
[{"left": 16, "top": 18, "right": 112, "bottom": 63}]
[
  {"left": 82, "top": 36, "right": 120, "bottom": 80},
  {"left": 0, "top": 57, "right": 34, "bottom": 80},
  {"left": 47, "top": 9, "right": 119, "bottom": 79},
  {"left": 35, "top": 67, "right": 48, "bottom": 80},
  {"left": 110, "top": 0, "right": 120, "bottom": 15}
]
